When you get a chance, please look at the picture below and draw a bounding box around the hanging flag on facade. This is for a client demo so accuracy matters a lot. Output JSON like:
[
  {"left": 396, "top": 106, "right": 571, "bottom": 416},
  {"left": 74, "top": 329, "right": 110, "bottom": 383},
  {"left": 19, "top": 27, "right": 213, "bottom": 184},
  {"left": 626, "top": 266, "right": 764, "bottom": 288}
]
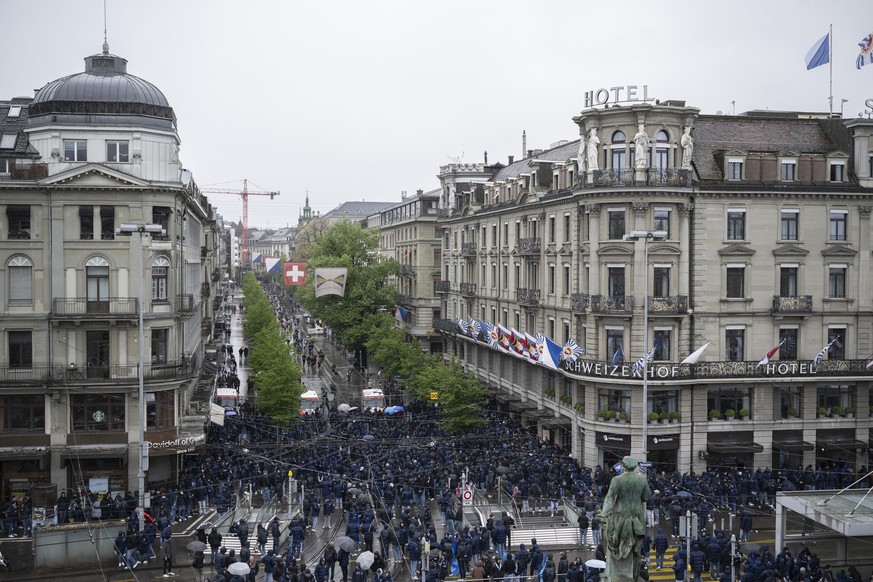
[
  {"left": 265, "top": 257, "right": 282, "bottom": 275},
  {"left": 314, "top": 267, "right": 348, "bottom": 298},
  {"left": 805, "top": 31, "right": 830, "bottom": 70},
  {"left": 284, "top": 262, "right": 307, "bottom": 286},
  {"left": 812, "top": 338, "right": 837, "bottom": 367},
  {"left": 681, "top": 342, "right": 711, "bottom": 365},
  {"left": 611, "top": 345, "right": 624, "bottom": 367},
  {"left": 394, "top": 305, "right": 409, "bottom": 323},
  {"left": 858, "top": 32, "right": 873, "bottom": 69},
  {"left": 631, "top": 346, "right": 656, "bottom": 375},
  {"left": 536, "top": 333, "right": 563, "bottom": 370},
  {"left": 525, "top": 332, "right": 540, "bottom": 362},
  {"left": 484, "top": 322, "right": 502, "bottom": 349},
  {"left": 756, "top": 340, "right": 785, "bottom": 367},
  {"left": 560, "top": 339, "right": 583, "bottom": 363}
]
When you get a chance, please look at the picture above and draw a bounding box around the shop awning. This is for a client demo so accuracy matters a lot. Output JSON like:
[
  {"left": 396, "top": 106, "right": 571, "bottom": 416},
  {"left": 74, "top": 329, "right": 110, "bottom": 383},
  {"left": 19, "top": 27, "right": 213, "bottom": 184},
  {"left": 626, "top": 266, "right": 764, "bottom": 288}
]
[
  {"left": 773, "top": 440, "right": 815, "bottom": 452},
  {"left": 707, "top": 442, "right": 764, "bottom": 455},
  {"left": 818, "top": 439, "right": 867, "bottom": 450}
]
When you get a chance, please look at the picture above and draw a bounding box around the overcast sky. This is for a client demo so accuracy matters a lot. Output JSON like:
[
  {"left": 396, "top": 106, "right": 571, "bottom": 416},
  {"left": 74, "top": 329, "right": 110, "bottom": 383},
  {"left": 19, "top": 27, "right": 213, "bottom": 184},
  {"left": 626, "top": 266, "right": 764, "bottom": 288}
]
[{"left": 2, "top": 0, "right": 870, "bottom": 228}]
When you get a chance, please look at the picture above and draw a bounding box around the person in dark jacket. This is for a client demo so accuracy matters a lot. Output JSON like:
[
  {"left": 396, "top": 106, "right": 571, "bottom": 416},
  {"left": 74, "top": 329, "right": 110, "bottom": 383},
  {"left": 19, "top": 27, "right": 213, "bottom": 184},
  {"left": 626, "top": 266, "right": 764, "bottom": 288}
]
[
  {"left": 707, "top": 537, "right": 722, "bottom": 578},
  {"left": 338, "top": 547, "right": 351, "bottom": 582},
  {"left": 557, "top": 552, "right": 569, "bottom": 582},
  {"left": 578, "top": 512, "right": 590, "bottom": 547},
  {"left": 114, "top": 531, "right": 127, "bottom": 568},
  {"left": 654, "top": 529, "right": 669, "bottom": 570},
  {"left": 407, "top": 537, "right": 422, "bottom": 580},
  {"left": 689, "top": 542, "right": 706, "bottom": 582},
  {"left": 192, "top": 550, "right": 205, "bottom": 582},
  {"left": 542, "top": 555, "right": 557, "bottom": 582},
  {"left": 515, "top": 543, "right": 531, "bottom": 577},
  {"left": 208, "top": 528, "right": 223, "bottom": 564}
]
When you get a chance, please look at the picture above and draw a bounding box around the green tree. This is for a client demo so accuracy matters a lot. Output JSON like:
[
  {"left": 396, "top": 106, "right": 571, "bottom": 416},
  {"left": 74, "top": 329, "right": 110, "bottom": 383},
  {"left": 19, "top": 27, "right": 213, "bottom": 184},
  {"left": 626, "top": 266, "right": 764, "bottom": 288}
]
[
  {"left": 241, "top": 273, "right": 304, "bottom": 422},
  {"left": 296, "top": 220, "right": 398, "bottom": 353},
  {"left": 407, "top": 358, "right": 487, "bottom": 433},
  {"left": 366, "top": 317, "right": 430, "bottom": 381}
]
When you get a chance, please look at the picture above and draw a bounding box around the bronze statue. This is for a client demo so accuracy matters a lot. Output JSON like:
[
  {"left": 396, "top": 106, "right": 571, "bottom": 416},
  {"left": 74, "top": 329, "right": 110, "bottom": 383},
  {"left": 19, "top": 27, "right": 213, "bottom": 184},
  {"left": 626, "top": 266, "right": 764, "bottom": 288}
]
[{"left": 600, "top": 456, "right": 652, "bottom": 582}]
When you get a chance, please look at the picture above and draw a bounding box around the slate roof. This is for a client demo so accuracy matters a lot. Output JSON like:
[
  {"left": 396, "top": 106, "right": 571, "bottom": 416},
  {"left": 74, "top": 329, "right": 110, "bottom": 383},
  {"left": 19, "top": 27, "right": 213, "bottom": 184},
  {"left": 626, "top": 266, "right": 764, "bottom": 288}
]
[
  {"left": 692, "top": 113, "right": 836, "bottom": 182},
  {"left": 322, "top": 201, "right": 395, "bottom": 220},
  {"left": 0, "top": 100, "right": 39, "bottom": 158},
  {"left": 491, "top": 139, "right": 580, "bottom": 183}
]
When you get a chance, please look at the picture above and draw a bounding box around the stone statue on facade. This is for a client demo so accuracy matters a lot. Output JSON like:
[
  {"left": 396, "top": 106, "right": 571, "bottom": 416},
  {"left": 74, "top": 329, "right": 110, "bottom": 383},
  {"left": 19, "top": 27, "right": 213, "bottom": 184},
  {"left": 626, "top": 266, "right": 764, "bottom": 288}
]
[
  {"left": 633, "top": 125, "right": 649, "bottom": 169},
  {"left": 600, "top": 456, "right": 651, "bottom": 582},
  {"left": 681, "top": 126, "right": 694, "bottom": 169},
  {"left": 586, "top": 128, "right": 600, "bottom": 171}
]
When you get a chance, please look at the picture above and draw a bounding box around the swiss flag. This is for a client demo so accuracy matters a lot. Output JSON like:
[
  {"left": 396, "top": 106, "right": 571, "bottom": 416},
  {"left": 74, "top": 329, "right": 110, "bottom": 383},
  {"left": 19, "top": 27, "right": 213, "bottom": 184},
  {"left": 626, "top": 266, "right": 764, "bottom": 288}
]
[{"left": 284, "top": 262, "right": 307, "bottom": 286}]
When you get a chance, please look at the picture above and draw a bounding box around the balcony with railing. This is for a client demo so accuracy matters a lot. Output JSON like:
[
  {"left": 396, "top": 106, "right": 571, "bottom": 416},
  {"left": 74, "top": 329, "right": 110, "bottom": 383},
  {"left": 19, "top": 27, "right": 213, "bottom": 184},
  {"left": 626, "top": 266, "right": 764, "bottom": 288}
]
[
  {"left": 514, "top": 238, "right": 541, "bottom": 255},
  {"left": 570, "top": 293, "right": 590, "bottom": 313},
  {"left": 649, "top": 295, "right": 689, "bottom": 314},
  {"left": 201, "top": 282, "right": 211, "bottom": 298},
  {"left": 590, "top": 294, "right": 633, "bottom": 313},
  {"left": 461, "top": 242, "right": 478, "bottom": 257},
  {"left": 5, "top": 163, "right": 49, "bottom": 181},
  {"left": 435, "top": 280, "right": 452, "bottom": 294},
  {"left": 437, "top": 209, "right": 451, "bottom": 219},
  {"left": 0, "top": 359, "right": 197, "bottom": 385},
  {"left": 176, "top": 294, "right": 195, "bottom": 314},
  {"left": 772, "top": 295, "right": 813, "bottom": 314},
  {"left": 399, "top": 264, "right": 415, "bottom": 277},
  {"left": 433, "top": 318, "right": 459, "bottom": 334},
  {"left": 459, "top": 282, "right": 477, "bottom": 297},
  {"left": 582, "top": 168, "right": 690, "bottom": 188},
  {"left": 517, "top": 287, "right": 541, "bottom": 306},
  {"left": 397, "top": 293, "right": 413, "bottom": 305},
  {"left": 53, "top": 297, "right": 138, "bottom": 318}
]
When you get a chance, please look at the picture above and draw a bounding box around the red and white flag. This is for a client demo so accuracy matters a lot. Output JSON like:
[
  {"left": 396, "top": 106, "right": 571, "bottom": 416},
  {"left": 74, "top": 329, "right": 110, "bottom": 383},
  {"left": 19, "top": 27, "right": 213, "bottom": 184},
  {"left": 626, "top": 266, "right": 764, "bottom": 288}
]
[
  {"left": 284, "top": 262, "right": 307, "bottom": 286},
  {"left": 756, "top": 340, "right": 785, "bottom": 367}
]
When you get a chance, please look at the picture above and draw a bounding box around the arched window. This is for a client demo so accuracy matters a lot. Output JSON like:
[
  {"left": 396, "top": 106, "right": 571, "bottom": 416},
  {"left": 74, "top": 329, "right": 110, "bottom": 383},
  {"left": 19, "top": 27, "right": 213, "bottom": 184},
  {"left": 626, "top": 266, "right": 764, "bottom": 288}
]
[
  {"left": 152, "top": 256, "right": 170, "bottom": 301},
  {"left": 8, "top": 256, "right": 32, "bottom": 303},
  {"left": 654, "top": 130, "right": 671, "bottom": 171},
  {"left": 611, "top": 131, "right": 627, "bottom": 171},
  {"left": 85, "top": 256, "right": 110, "bottom": 312}
]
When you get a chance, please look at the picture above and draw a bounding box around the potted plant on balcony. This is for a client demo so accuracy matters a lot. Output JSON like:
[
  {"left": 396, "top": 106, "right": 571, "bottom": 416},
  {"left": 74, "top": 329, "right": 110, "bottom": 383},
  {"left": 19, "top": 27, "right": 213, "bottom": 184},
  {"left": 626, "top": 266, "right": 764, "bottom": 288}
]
[
  {"left": 669, "top": 411, "right": 681, "bottom": 423},
  {"left": 648, "top": 412, "right": 660, "bottom": 424},
  {"left": 659, "top": 411, "right": 670, "bottom": 424},
  {"left": 619, "top": 411, "right": 629, "bottom": 423},
  {"left": 739, "top": 408, "right": 750, "bottom": 420},
  {"left": 709, "top": 409, "right": 721, "bottom": 421},
  {"left": 575, "top": 403, "right": 586, "bottom": 415},
  {"left": 724, "top": 408, "right": 736, "bottom": 420},
  {"left": 844, "top": 406, "right": 855, "bottom": 419},
  {"left": 816, "top": 407, "right": 827, "bottom": 419},
  {"left": 830, "top": 406, "right": 843, "bottom": 418},
  {"left": 786, "top": 407, "right": 798, "bottom": 419},
  {"left": 604, "top": 410, "right": 616, "bottom": 421},
  {"left": 560, "top": 395, "right": 572, "bottom": 406},
  {"left": 544, "top": 387, "right": 555, "bottom": 399}
]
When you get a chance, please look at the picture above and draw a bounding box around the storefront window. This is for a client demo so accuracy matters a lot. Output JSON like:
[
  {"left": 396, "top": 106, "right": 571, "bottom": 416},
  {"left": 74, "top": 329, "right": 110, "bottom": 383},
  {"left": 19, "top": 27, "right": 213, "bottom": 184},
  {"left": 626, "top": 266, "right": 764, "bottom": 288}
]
[
  {"left": 649, "top": 390, "right": 679, "bottom": 416},
  {"left": 71, "top": 394, "right": 125, "bottom": 431},
  {"left": 1, "top": 395, "right": 45, "bottom": 432},
  {"left": 707, "top": 386, "right": 752, "bottom": 419},
  {"left": 816, "top": 385, "right": 853, "bottom": 414},
  {"left": 598, "top": 388, "right": 631, "bottom": 420},
  {"left": 777, "top": 386, "right": 803, "bottom": 419}
]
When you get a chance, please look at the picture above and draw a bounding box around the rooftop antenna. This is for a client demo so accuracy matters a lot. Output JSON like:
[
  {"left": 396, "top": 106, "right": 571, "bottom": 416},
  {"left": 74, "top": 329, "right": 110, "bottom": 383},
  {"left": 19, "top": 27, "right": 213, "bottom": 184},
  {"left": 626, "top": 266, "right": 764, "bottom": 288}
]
[{"left": 102, "top": 0, "right": 109, "bottom": 54}]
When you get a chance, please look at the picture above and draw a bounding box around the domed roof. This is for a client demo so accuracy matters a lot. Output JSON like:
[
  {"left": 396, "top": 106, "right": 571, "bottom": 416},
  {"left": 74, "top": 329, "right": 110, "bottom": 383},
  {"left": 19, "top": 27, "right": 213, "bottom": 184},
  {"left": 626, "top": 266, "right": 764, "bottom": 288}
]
[{"left": 30, "top": 41, "right": 173, "bottom": 120}]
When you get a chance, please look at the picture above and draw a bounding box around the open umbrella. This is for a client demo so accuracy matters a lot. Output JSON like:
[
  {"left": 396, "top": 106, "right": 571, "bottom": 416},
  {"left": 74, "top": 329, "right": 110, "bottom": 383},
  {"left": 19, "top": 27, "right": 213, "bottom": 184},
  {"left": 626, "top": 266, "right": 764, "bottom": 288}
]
[
  {"left": 228, "top": 561, "right": 251, "bottom": 575},
  {"left": 383, "top": 407, "right": 396, "bottom": 415},
  {"left": 357, "top": 550, "right": 375, "bottom": 570},
  {"left": 186, "top": 540, "right": 207, "bottom": 552},
  {"left": 585, "top": 559, "right": 606, "bottom": 569},
  {"left": 225, "top": 410, "right": 237, "bottom": 416},
  {"left": 338, "top": 403, "right": 351, "bottom": 413},
  {"left": 347, "top": 487, "right": 363, "bottom": 495},
  {"left": 362, "top": 434, "right": 375, "bottom": 441},
  {"left": 335, "top": 536, "right": 357, "bottom": 553},
  {"left": 393, "top": 405, "right": 405, "bottom": 413}
]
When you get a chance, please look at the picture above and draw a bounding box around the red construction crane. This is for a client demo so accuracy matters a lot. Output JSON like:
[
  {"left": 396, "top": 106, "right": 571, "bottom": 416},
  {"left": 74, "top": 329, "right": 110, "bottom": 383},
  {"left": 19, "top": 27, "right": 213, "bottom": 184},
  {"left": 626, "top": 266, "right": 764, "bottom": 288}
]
[{"left": 200, "top": 179, "right": 279, "bottom": 267}]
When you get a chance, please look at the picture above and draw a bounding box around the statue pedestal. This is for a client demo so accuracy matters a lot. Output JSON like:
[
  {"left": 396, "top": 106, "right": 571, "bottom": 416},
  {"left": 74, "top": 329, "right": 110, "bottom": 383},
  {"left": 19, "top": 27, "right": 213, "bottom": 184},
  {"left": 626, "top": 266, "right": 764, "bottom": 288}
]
[{"left": 634, "top": 168, "right": 647, "bottom": 183}]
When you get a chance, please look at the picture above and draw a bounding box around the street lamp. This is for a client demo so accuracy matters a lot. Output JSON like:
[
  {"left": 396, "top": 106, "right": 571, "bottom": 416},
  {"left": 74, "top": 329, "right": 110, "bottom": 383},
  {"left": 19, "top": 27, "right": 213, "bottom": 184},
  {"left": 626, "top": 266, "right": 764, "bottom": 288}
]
[
  {"left": 116, "top": 223, "right": 164, "bottom": 531},
  {"left": 623, "top": 229, "right": 667, "bottom": 462}
]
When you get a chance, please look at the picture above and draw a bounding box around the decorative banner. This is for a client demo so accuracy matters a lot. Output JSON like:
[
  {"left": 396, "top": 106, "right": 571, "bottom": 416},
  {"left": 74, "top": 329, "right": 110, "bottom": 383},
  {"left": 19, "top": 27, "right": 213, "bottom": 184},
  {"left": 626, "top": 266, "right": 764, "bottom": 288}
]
[
  {"left": 394, "top": 305, "right": 409, "bottom": 323},
  {"left": 561, "top": 339, "right": 584, "bottom": 363},
  {"left": 484, "top": 322, "right": 501, "bottom": 349},
  {"left": 465, "top": 318, "right": 481, "bottom": 338},
  {"left": 314, "top": 267, "right": 348, "bottom": 298},
  {"left": 456, "top": 316, "right": 467, "bottom": 334},
  {"left": 284, "top": 262, "right": 307, "bottom": 286},
  {"left": 857, "top": 33, "right": 873, "bottom": 69},
  {"left": 265, "top": 257, "right": 282, "bottom": 275},
  {"left": 536, "top": 333, "right": 563, "bottom": 370}
]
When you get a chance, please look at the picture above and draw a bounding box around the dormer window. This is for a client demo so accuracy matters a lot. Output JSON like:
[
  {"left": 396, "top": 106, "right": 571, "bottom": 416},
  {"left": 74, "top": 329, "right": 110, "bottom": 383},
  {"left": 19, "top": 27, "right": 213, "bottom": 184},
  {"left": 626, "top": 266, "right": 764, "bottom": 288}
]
[
  {"left": 727, "top": 157, "right": 744, "bottom": 181},
  {"left": 780, "top": 159, "right": 797, "bottom": 182},
  {"left": 829, "top": 160, "right": 845, "bottom": 182},
  {"left": 7, "top": 106, "right": 21, "bottom": 118}
]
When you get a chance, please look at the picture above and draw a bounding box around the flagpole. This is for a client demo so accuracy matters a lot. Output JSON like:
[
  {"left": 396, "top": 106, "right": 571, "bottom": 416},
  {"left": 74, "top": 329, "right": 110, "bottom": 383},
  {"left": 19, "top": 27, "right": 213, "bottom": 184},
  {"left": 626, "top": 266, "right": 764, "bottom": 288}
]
[{"left": 829, "top": 23, "right": 834, "bottom": 117}]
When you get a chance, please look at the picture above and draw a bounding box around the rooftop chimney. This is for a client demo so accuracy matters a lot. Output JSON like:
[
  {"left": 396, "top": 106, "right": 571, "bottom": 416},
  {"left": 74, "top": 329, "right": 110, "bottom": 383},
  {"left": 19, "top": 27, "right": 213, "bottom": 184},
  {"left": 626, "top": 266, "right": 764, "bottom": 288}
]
[
  {"left": 508, "top": 155, "right": 514, "bottom": 164},
  {"left": 522, "top": 130, "right": 527, "bottom": 158}
]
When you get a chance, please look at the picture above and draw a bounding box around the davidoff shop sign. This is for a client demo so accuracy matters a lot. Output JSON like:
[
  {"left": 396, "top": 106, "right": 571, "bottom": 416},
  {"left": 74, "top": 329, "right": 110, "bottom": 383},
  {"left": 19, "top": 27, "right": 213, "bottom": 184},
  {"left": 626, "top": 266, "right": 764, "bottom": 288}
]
[{"left": 596, "top": 432, "right": 630, "bottom": 449}]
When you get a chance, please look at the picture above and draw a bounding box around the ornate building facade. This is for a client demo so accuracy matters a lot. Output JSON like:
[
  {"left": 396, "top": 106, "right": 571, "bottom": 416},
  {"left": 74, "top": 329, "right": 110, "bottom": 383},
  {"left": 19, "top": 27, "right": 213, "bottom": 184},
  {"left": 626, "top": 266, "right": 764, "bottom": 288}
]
[
  {"left": 0, "top": 44, "right": 223, "bottom": 498},
  {"left": 436, "top": 100, "right": 873, "bottom": 473}
]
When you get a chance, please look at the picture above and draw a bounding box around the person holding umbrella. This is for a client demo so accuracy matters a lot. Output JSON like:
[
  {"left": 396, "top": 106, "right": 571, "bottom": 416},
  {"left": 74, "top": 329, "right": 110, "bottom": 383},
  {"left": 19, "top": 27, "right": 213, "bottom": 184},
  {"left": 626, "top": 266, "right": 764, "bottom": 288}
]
[{"left": 191, "top": 548, "right": 205, "bottom": 582}]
